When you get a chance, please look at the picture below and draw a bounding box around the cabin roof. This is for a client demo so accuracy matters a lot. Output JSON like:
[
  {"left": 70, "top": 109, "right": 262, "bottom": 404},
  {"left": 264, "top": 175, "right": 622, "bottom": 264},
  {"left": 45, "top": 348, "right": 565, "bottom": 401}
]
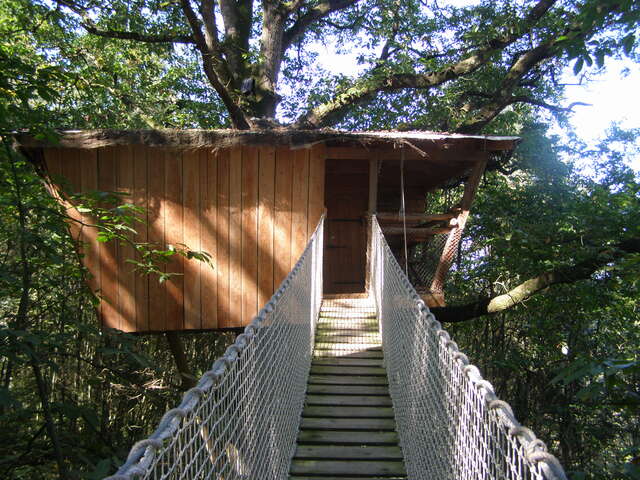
[{"left": 15, "top": 128, "right": 519, "bottom": 153}]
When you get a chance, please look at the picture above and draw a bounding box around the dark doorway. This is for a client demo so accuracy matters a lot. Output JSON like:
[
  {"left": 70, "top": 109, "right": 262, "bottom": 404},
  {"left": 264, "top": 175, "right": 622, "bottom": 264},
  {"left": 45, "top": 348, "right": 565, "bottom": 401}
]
[{"left": 323, "top": 158, "right": 369, "bottom": 294}]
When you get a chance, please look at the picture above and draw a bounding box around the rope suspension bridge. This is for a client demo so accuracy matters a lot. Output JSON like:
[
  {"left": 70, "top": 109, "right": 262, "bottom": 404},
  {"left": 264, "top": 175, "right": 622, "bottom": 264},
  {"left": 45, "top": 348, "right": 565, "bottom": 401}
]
[{"left": 106, "top": 217, "right": 567, "bottom": 480}]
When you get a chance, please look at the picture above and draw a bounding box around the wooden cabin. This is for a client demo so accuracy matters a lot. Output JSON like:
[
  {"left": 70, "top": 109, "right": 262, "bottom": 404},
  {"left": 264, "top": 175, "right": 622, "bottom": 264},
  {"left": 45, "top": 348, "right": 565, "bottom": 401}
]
[{"left": 17, "top": 129, "right": 518, "bottom": 333}]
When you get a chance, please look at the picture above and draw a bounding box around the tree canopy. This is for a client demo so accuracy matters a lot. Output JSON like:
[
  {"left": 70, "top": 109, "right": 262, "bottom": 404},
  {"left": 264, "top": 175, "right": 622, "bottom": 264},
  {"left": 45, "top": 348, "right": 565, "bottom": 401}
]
[{"left": 4, "top": 0, "right": 639, "bottom": 130}]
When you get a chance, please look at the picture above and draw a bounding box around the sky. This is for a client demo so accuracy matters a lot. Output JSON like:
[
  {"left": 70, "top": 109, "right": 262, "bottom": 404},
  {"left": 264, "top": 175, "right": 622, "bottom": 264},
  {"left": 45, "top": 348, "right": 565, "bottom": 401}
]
[{"left": 549, "top": 58, "right": 640, "bottom": 173}]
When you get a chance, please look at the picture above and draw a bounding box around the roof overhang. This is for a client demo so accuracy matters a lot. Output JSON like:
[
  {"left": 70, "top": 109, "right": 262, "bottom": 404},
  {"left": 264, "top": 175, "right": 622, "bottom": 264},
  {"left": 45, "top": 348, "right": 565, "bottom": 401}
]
[{"left": 14, "top": 128, "right": 519, "bottom": 153}]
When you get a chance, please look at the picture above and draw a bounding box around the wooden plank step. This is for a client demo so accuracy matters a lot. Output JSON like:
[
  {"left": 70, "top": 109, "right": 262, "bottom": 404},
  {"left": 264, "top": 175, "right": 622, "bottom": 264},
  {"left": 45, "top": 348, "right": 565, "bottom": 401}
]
[
  {"left": 306, "top": 394, "right": 392, "bottom": 406},
  {"left": 313, "top": 349, "right": 384, "bottom": 359},
  {"left": 291, "top": 477, "right": 406, "bottom": 480},
  {"left": 318, "top": 312, "right": 378, "bottom": 324},
  {"left": 303, "top": 406, "right": 394, "bottom": 418},
  {"left": 310, "top": 366, "right": 386, "bottom": 376},
  {"left": 290, "top": 477, "right": 406, "bottom": 480},
  {"left": 319, "top": 313, "right": 377, "bottom": 320},
  {"left": 316, "top": 332, "right": 380, "bottom": 340},
  {"left": 316, "top": 325, "right": 379, "bottom": 333},
  {"left": 301, "top": 418, "right": 396, "bottom": 430},
  {"left": 317, "top": 318, "right": 378, "bottom": 325},
  {"left": 313, "top": 357, "right": 383, "bottom": 367},
  {"left": 320, "top": 306, "right": 376, "bottom": 311},
  {"left": 297, "top": 430, "right": 399, "bottom": 445},
  {"left": 314, "top": 338, "right": 382, "bottom": 344},
  {"left": 309, "top": 375, "right": 388, "bottom": 385},
  {"left": 294, "top": 445, "right": 403, "bottom": 460},
  {"left": 290, "top": 459, "right": 406, "bottom": 476},
  {"left": 314, "top": 342, "right": 382, "bottom": 351},
  {"left": 307, "top": 384, "right": 390, "bottom": 396}
]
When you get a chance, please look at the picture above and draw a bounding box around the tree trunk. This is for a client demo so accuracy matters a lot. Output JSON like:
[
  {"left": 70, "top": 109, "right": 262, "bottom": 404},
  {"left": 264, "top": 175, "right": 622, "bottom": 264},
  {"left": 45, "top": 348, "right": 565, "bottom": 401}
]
[{"left": 166, "top": 332, "right": 197, "bottom": 390}]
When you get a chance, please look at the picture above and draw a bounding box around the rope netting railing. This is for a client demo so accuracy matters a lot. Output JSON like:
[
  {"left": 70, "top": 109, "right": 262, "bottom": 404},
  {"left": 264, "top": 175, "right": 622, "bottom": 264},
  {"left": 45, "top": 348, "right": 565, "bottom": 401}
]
[
  {"left": 370, "top": 216, "right": 567, "bottom": 480},
  {"left": 105, "top": 217, "right": 325, "bottom": 480}
]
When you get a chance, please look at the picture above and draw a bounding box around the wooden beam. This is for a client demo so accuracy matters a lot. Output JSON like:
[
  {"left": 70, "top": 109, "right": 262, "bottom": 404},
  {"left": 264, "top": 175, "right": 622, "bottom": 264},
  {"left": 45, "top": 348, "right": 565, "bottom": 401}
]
[
  {"left": 430, "top": 157, "right": 487, "bottom": 294},
  {"left": 420, "top": 292, "right": 446, "bottom": 308},
  {"left": 368, "top": 154, "right": 379, "bottom": 214},
  {"left": 377, "top": 212, "right": 456, "bottom": 223},
  {"left": 382, "top": 226, "right": 453, "bottom": 239}
]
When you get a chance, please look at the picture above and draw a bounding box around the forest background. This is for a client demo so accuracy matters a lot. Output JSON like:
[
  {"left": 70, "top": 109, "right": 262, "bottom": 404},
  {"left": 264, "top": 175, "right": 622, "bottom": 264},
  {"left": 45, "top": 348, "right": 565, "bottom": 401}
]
[{"left": 0, "top": 0, "right": 638, "bottom": 478}]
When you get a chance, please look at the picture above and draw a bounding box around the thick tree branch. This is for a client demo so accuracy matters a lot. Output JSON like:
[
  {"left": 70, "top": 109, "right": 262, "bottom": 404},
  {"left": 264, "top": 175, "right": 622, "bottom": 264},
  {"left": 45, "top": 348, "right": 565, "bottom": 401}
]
[
  {"left": 200, "top": 0, "right": 221, "bottom": 53},
  {"left": 255, "top": 3, "right": 289, "bottom": 117},
  {"left": 295, "top": 0, "right": 557, "bottom": 127},
  {"left": 379, "top": 0, "right": 401, "bottom": 62},
  {"left": 218, "top": 0, "right": 253, "bottom": 76},
  {"left": 179, "top": 0, "right": 251, "bottom": 128},
  {"left": 511, "top": 97, "right": 591, "bottom": 113},
  {"left": 54, "top": 0, "right": 195, "bottom": 44},
  {"left": 455, "top": 40, "right": 559, "bottom": 133},
  {"left": 282, "top": 0, "right": 363, "bottom": 54},
  {"left": 455, "top": 2, "right": 620, "bottom": 133},
  {"left": 82, "top": 25, "right": 194, "bottom": 44},
  {"left": 431, "top": 237, "right": 640, "bottom": 323}
]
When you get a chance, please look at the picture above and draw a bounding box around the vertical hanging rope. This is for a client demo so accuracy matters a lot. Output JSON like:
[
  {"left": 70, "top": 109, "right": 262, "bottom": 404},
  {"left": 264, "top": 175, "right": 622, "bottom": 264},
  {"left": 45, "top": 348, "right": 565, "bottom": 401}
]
[{"left": 400, "top": 148, "right": 409, "bottom": 277}]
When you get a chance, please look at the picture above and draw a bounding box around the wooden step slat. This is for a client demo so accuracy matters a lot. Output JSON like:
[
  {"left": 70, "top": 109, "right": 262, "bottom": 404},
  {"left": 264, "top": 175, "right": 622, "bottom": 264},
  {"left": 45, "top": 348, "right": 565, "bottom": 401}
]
[
  {"left": 294, "top": 445, "right": 403, "bottom": 460},
  {"left": 377, "top": 211, "right": 456, "bottom": 223},
  {"left": 317, "top": 317, "right": 378, "bottom": 325},
  {"left": 313, "top": 349, "right": 384, "bottom": 359},
  {"left": 315, "top": 337, "right": 382, "bottom": 345},
  {"left": 297, "top": 430, "right": 399, "bottom": 445},
  {"left": 290, "top": 459, "right": 406, "bottom": 476},
  {"left": 307, "top": 384, "right": 390, "bottom": 396},
  {"left": 316, "top": 325, "right": 379, "bottom": 333},
  {"left": 315, "top": 338, "right": 382, "bottom": 345},
  {"left": 382, "top": 226, "right": 453, "bottom": 238},
  {"left": 306, "top": 394, "right": 392, "bottom": 406},
  {"left": 315, "top": 332, "right": 381, "bottom": 341},
  {"left": 303, "top": 405, "right": 394, "bottom": 418},
  {"left": 309, "top": 375, "right": 388, "bottom": 385},
  {"left": 312, "top": 357, "right": 383, "bottom": 367},
  {"left": 313, "top": 343, "right": 383, "bottom": 352},
  {"left": 319, "top": 313, "right": 377, "bottom": 320},
  {"left": 301, "top": 417, "right": 396, "bottom": 430},
  {"left": 310, "top": 365, "right": 386, "bottom": 376},
  {"left": 291, "top": 477, "right": 406, "bottom": 480}
]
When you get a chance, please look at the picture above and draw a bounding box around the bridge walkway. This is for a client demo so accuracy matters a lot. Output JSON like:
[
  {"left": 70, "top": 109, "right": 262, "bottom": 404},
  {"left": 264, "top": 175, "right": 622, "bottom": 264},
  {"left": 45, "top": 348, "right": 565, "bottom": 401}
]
[{"left": 289, "top": 297, "right": 407, "bottom": 480}]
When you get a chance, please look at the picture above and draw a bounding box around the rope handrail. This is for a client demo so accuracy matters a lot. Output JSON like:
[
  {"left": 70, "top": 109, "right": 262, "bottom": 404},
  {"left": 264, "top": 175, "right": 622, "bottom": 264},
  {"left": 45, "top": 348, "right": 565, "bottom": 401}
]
[
  {"left": 369, "top": 215, "right": 567, "bottom": 480},
  {"left": 105, "top": 216, "right": 325, "bottom": 480}
]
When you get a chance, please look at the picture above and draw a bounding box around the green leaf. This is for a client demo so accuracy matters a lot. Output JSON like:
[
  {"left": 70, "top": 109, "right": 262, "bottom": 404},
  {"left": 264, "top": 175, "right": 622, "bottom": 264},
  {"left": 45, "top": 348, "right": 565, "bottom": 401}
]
[
  {"left": 622, "top": 34, "right": 635, "bottom": 56},
  {"left": 573, "top": 57, "right": 584, "bottom": 75}
]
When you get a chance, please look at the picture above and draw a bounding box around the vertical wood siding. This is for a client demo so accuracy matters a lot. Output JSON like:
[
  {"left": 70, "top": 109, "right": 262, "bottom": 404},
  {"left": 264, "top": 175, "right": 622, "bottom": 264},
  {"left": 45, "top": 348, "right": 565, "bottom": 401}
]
[{"left": 43, "top": 144, "right": 325, "bottom": 332}]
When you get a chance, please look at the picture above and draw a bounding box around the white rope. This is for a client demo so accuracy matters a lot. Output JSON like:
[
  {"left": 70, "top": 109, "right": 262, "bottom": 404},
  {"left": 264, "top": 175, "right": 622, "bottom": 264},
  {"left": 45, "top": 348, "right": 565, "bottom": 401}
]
[
  {"left": 369, "top": 216, "right": 567, "bottom": 480},
  {"left": 105, "top": 217, "right": 325, "bottom": 480}
]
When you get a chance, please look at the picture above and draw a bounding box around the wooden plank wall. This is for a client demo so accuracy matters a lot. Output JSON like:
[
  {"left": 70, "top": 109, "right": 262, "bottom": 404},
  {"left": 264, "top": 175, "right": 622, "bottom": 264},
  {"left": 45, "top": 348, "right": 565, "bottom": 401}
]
[{"left": 43, "top": 144, "right": 325, "bottom": 332}]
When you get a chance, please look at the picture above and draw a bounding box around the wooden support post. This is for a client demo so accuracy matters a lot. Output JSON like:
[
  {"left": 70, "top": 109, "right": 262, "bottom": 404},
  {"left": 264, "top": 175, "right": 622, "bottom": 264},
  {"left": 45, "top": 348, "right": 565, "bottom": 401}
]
[
  {"left": 366, "top": 154, "right": 379, "bottom": 293},
  {"left": 430, "top": 158, "right": 487, "bottom": 296},
  {"left": 368, "top": 154, "right": 379, "bottom": 215},
  {"left": 377, "top": 212, "right": 457, "bottom": 224},
  {"left": 382, "top": 226, "right": 453, "bottom": 239}
]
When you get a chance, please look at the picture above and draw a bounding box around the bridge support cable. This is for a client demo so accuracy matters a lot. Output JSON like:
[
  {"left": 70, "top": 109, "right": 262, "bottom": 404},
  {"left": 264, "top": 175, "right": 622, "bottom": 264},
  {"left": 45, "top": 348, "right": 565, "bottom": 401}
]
[
  {"left": 105, "top": 217, "right": 325, "bottom": 480},
  {"left": 369, "top": 216, "right": 567, "bottom": 480}
]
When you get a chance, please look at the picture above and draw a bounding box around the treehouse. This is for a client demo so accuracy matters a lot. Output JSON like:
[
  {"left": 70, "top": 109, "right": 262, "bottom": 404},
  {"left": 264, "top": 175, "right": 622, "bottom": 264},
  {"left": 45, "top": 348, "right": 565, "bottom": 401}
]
[{"left": 17, "top": 129, "right": 518, "bottom": 333}]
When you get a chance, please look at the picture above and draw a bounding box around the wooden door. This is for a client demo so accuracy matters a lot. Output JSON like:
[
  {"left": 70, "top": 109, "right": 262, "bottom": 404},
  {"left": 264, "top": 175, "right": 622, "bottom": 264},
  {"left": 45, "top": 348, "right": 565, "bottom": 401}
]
[{"left": 323, "top": 158, "right": 369, "bottom": 293}]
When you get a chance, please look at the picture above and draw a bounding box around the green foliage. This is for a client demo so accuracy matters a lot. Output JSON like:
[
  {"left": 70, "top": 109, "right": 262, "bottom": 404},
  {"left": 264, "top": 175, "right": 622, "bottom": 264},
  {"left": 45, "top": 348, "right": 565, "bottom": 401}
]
[
  {"left": 445, "top": 125, "right": 640, "bottom": 480},
  {"left": 0, "top": 6, "right": 224, "bottom": 477},
  {"left": 1, "top": 0, "right": 227, "bottom": 130}
]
